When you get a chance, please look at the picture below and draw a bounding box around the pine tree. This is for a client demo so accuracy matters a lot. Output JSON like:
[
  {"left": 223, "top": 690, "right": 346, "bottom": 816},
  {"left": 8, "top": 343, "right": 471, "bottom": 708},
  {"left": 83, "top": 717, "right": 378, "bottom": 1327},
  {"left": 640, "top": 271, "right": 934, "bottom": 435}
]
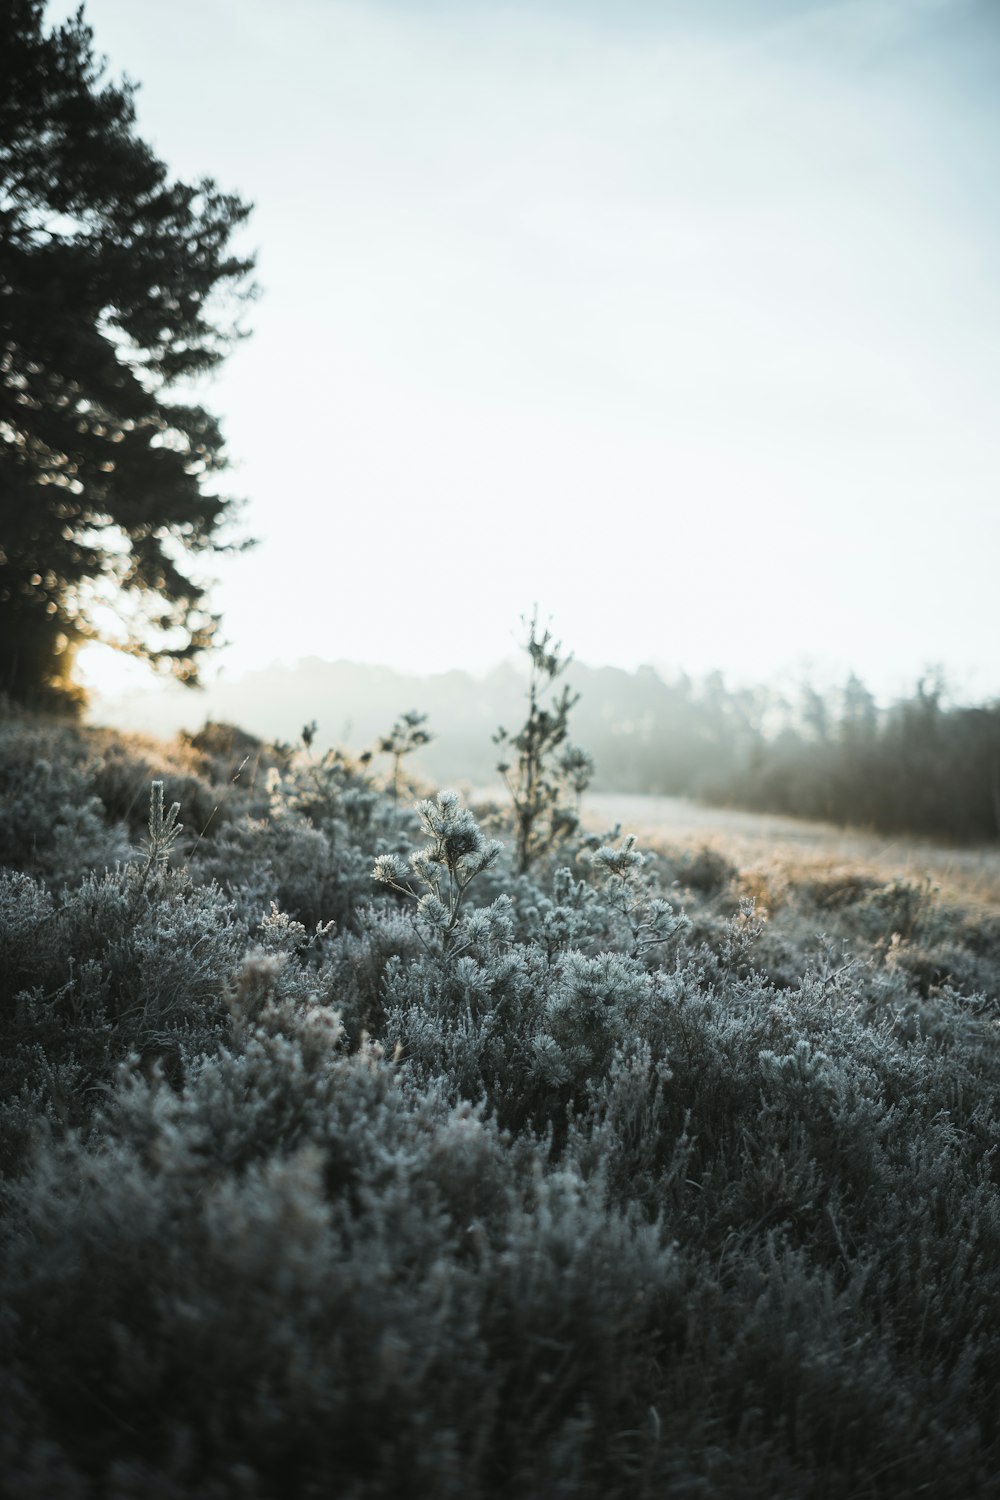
[
  {"left": 494, "top": 610, "right": 593, "bottom": 873},
  {"left": 0, "top": 1, "right": 255, "bottom": 706}
]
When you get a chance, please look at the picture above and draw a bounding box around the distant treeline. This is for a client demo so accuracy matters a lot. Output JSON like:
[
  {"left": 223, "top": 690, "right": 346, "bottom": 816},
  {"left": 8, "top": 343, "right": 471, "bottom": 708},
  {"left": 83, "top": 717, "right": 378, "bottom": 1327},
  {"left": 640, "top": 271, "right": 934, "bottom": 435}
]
[
  {"left": 582, "top": 671, "right": 1000, "bottom": 843},
  {"left": 104, "top": 657, "right": 1000, "bottom": 842},
  {"left": 705, "top": 680, "right": 1000, "bottom": 843}
]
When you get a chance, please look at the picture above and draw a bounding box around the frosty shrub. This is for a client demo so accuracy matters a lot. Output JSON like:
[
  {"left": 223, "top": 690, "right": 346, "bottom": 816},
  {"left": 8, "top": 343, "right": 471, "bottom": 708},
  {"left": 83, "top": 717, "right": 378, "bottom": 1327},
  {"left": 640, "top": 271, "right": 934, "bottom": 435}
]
[
  {"left": 0, "top": 723, "right": 131, "bottom": 883},
  {"left": 372, "top": 790, "right": 504, "bottom": 955},
  {"left": 2, "top": 706, "right": 1000, "bottom": 1498},
  {"left": 589, "top": 835, "right": 689, "bottom": 958}
]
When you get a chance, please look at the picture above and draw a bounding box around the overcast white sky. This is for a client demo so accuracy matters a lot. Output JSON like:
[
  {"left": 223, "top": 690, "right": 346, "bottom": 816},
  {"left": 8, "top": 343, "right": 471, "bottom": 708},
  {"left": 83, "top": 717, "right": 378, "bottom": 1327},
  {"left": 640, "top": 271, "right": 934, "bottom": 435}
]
[{"left": 58, "top": 0, "right": 1000, "bottom": 704}]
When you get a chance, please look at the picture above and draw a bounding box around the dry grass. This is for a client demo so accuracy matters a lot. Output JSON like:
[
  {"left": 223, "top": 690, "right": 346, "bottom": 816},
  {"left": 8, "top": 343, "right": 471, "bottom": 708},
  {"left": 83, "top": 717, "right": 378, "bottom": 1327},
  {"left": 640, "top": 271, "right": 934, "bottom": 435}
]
[{"left": 585, "top": 792, "right": 1000, "bottom": 917}]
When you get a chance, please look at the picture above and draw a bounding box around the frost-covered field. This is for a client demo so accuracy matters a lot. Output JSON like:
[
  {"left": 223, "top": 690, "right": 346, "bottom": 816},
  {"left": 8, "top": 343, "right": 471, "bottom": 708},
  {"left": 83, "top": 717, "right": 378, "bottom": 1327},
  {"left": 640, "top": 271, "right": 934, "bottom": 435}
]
[
  {"left": 2, "top": 715, "right": 999, "bottom": 1499},
  {"left": 587, "top": 791, "right": 1000, "bottom": 915}
]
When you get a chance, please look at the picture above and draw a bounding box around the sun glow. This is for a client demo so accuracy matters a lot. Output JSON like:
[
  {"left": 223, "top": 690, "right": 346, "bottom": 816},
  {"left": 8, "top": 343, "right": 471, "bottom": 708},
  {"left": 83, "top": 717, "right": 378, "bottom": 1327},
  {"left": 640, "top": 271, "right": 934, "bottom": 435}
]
[{"left": 75, "top": 642, "right": 165, "bottom": 699}]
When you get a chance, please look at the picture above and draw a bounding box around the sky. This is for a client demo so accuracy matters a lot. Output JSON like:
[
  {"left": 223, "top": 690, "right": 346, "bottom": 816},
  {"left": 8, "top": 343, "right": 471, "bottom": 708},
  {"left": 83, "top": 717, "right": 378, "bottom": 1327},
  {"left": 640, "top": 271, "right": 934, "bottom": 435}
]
[{"left": 53, "top": 0, "right": 1000, "bottom": 707}]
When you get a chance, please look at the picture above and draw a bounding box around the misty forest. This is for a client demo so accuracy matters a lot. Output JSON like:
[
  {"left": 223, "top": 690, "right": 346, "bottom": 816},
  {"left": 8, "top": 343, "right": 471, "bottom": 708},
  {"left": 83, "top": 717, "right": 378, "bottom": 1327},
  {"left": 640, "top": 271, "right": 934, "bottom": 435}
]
[{"left": 2, "top": 3, "right": 1000, "bottom": 1498}]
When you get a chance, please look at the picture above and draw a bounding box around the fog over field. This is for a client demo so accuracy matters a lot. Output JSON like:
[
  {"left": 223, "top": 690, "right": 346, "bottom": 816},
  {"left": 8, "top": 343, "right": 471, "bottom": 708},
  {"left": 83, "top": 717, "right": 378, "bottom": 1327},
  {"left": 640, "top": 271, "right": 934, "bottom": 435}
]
[
  {"left": 87, "top": 646, "right": 1000, "bottom": 846},
  {"left": 63, "top": 0, "right": 1000, "bottom": 706}
]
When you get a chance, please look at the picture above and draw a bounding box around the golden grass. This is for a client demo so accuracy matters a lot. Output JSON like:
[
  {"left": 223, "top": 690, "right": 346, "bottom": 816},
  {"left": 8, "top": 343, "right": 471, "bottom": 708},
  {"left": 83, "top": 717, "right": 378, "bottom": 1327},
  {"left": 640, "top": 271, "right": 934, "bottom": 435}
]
[{"left": 585, "top": 792, "right": 1000, "bottom": 917}]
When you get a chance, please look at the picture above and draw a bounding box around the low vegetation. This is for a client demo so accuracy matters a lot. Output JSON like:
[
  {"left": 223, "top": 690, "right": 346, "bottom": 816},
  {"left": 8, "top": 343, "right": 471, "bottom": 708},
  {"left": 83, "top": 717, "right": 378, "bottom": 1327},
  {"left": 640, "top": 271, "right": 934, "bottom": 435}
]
[
  {"left": 156, "top": 659, "right": 1000, "bottom": 845},
  {"left": 2, "top": 683, "right": 999, "bottom": 1498}
]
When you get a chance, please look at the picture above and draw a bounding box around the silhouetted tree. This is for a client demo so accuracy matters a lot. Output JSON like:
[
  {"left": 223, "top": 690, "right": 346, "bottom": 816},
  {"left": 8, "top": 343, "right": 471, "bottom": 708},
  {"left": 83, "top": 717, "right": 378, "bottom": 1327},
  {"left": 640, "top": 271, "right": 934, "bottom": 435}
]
[{"left": 0, "top": 1, "right": 254, "bottom": 706}]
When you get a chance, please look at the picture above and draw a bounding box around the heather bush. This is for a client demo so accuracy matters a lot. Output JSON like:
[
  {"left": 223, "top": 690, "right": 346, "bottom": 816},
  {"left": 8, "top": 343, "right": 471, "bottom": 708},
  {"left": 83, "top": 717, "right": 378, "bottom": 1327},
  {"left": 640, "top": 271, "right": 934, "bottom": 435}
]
[
  {"left": 87, "top": 735, "right": 221, "bottom": 842},
  {"left": 0, "top": 724, "right": 131, "bottom": 883},
  {"left": 1, "top": 711, "right": 999, "bottom": 1497}
]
